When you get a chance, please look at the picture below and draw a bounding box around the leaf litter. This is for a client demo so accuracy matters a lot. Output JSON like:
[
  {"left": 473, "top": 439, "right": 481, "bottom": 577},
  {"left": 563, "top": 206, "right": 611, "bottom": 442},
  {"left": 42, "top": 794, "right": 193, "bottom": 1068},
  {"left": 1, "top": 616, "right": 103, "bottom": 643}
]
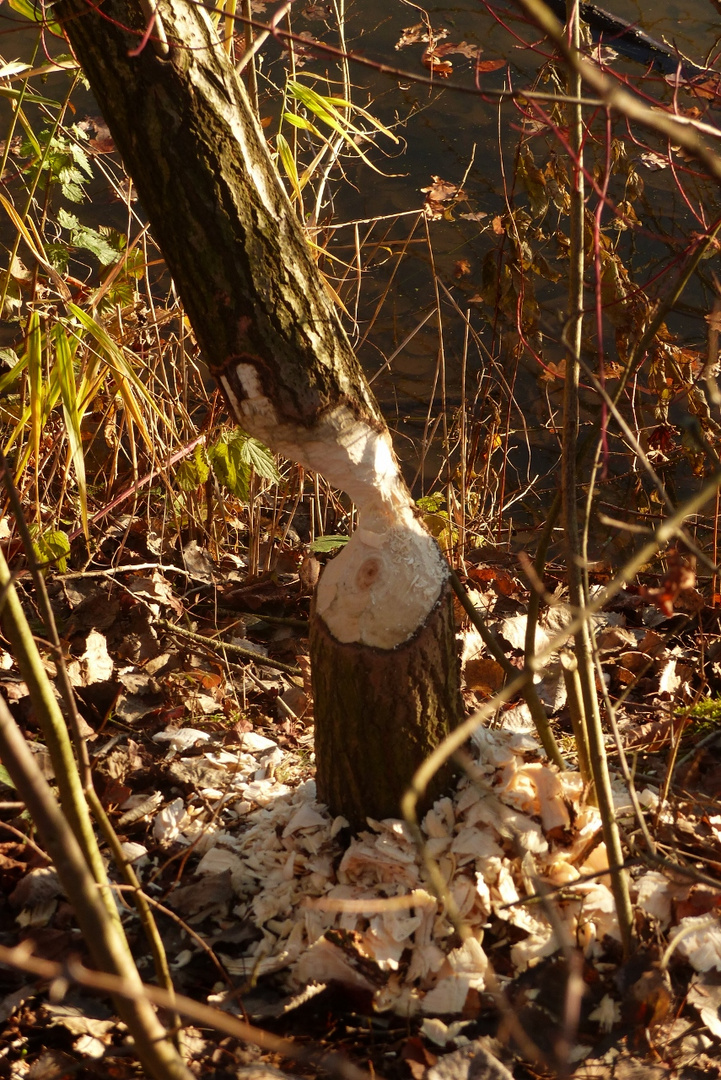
[{"left": 4, "top": 548, "right": 721, "bottom": 1077}]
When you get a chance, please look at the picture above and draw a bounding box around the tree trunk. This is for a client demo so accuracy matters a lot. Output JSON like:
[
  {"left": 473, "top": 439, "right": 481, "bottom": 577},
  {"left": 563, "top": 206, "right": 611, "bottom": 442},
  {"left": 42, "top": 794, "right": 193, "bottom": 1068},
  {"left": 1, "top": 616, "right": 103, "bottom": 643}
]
[
  {"left": 56, "top": 0, "right": 462, "bottom": 825},
  {"left": 311, "top": 578, "right": 459, "bottom": 825}
]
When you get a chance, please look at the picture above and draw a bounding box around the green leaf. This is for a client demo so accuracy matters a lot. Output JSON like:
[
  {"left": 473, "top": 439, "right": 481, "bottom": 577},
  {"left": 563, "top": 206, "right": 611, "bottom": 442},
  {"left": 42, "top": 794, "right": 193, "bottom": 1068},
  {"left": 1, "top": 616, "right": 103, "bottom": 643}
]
[
  {"left": 34, "top": 529, "right": 71, "bottom": 574},
  {"left": 46, "top": 242, "right": 69, "bottom": 274},
  {"left": 208, "top": 431, "right": 278, "bottom": 498},
  {"left": 58, "top": 168, "right": 87, "bottom": 203},
  {"left": 122, "top": 246, "right": 145, "bottom": 280},
  {"left": 0, "top": 86, "right": 61, "bottom": 107},
  {"left": 21, "top": 131, "right": 93, "bottom": 201},
  {"left": 208, "top": 437, "right": 251, "bottom": 499},
  {"left": 193, "top": 444, "right": 210, "bottom": 485},
  {"left": 176, "top": 447, "right": 209, "bottom": 492},
  {"left": 56, "top": 208, "right": 79, "bottom": 230},
  {"left": 309, "top": 535, "right": 349, "bottom": 553},
  {"left": 236, "top": 435, "right": 281, "bottom": 484},
  {"left": 73, "top": 226, "right": 117, "bottom": 265},
  {"left": 282, "top": 111, "right": 323, "bottom": 138},
  {"left": 276, "top": 132, "right": 303, "bottom": 202},
  {"left": 8, "top": 0, "right": 61, "bottom": 31},
  {"left": 176, "top": 460, "right": 200, "bottom": 492},
  {"left": 67, "top": 136, "right": 92, "bottom": 177},
  {"left": 286, "top": 81, "right": 399, "bottom": 177},
  {"left": 67, "top": 302, "right": 164, "bottom": 444},
  {"left": 0, "top": 763, "right": 15, "bottom": 789},
  {"left": 57, "top": 208, "right": 118, "bottom": 265},
  {"left": 207, "top": 439, "right": 234, "bottom": 491},
  {"left": 416, "top": 492, "right": 445, "bottom": 513}
]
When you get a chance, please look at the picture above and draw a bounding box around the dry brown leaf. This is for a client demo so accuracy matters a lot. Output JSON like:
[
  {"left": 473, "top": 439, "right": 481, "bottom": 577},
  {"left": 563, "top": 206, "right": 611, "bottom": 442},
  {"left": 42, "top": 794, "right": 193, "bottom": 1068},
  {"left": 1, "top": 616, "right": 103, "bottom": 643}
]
[
  {"left": 422, "top": 50, "right": 453, "bottom": 77},
  {"left": 464, "top": 655, "right": 505, "bottom": 695}
]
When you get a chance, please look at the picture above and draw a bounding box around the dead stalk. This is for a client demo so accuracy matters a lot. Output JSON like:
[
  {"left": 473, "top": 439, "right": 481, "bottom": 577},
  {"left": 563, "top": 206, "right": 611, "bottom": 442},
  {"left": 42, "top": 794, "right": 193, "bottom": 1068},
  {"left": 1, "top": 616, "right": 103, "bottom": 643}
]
[
  {"left": 0, "top": 453, "right": 181, "bottom": 1034},
  {"left": 0, "top": 698, "right": 194, "bottom": 1080},
  {"left": 561, "top": 0, "right": 634, "bottom": 956},
  {"left": 405, "top": 462, "right": 721, "bottom": 961},
  {"left": 0, "top": 943, "right": 373, "bottom": 1080}
]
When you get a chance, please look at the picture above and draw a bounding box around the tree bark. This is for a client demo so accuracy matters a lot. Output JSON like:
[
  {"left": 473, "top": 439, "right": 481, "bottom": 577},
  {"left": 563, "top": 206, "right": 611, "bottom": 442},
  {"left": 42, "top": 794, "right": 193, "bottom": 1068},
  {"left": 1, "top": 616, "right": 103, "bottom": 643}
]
[
  {"left": 311, "top": 578, "right": 459, "bottom": 827},
  {"left": 56, "top": 0, "right": 462, "bottom": 823}
]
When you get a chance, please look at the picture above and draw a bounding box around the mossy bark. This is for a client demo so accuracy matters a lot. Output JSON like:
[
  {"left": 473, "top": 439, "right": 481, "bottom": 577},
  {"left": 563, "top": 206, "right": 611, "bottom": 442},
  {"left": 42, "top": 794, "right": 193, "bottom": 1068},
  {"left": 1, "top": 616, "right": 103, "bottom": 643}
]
[{"left": 311, "top": 576, "right": 461, "bottom": 829}]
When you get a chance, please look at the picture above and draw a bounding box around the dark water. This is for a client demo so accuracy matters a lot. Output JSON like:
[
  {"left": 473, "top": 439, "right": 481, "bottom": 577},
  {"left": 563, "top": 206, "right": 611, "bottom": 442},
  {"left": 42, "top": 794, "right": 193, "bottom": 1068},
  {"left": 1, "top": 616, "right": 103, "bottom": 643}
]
[{"left": 321, "top": 0, "right": 721, "bottom": 525}]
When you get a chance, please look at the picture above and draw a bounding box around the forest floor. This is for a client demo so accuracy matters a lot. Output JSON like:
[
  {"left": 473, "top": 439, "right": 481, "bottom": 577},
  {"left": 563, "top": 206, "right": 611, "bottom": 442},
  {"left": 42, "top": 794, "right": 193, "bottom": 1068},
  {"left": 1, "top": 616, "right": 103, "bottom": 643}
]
[{"left": 2, "top": 527, "right": 721, "bottom": 1080}]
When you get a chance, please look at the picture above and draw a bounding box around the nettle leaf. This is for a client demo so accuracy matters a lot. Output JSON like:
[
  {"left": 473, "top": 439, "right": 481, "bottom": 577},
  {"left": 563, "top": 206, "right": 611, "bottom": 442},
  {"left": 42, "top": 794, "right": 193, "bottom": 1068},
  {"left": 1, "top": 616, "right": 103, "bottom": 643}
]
[
  {"left": 57, "top": 209, "right": 80, "bottom": 232},
  {"left": 100, "top": 277, "right": 134, "bottom": 308},
  {"left": 416, "top": 491, "right": 445, "bottom": 513},
  {"left": 34, "top": 529, "right": 71, "bottom": 574},
  {"left": 121, "top": 245, "right": 146, "bottom": 280},
  {"left": 57, "top": 208, "right": 118, "bottom": 265},
  {"left": 46, "top": 242, "right": 69, "bottom": 274},
  {"left": 176, "top": 460, "right": 200, "bottom": 492},
  {"left": 20, "top": 130, "right": 94, "bottom": 200},
  {"left": 310, "top": 535, "right": 349, "bottom": 553},
  {"left": 236, "top": 435, "right": 281, "bottom": 483},
  {"left": 74, "top": 226, "right": 117, "bottom": 265},
  {"left": 59, "top": 177, "right": 86, "bottom": 203},
  {"left": 207, "top": 438, "right": 234, "bottom": 490},
  {"left": 176, "top": 445, "right": 210, "bottom": 491},
  {"left": 226, "top": 462, "right": 252, "bottom": 500},
  {"left": 67, "top": 136, "right": 92, "bottom": 176},
  {"left": 208, "top": 437, "right": 249, "bottom": 499},
  {"left": 208, "top": 431, "right": 279, "bottom": 499}
]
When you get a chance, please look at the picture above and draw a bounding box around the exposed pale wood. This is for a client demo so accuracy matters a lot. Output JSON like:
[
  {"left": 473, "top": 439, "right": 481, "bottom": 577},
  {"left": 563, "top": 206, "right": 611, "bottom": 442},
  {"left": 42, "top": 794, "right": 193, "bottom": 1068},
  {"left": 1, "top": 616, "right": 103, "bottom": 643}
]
[{"left": 57, "top": 0, "right": 463, "bottom": 822}]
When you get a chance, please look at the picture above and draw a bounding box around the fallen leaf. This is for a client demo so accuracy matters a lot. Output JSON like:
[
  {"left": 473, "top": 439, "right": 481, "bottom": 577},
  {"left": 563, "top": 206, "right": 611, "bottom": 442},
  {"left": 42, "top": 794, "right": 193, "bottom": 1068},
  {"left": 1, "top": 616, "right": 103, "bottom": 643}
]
[
  {"left": 395, "top": 23, "right": 430, "bottom": 49},
  {"left": 475, "top": 58, "right": 506, "bottom": 73},
  {"left": 422, "top": 50, "right": 454, "bottom": 77},
  {"left": 464, "top": 655, "right": 505, "bottom": 695}
]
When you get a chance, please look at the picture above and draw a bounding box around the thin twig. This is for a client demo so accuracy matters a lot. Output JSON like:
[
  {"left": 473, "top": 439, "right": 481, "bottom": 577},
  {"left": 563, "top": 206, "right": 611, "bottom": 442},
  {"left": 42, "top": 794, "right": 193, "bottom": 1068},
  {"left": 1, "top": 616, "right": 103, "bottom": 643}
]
[
  {"left": 448, "top": 566, "right": 565, "bottom": 768},
  {"left": 0, "top": 699, "right": 193, "bottom": 1080},
  {"left": 1, "top": 452, "right": 182, "bottom": 1039},
  {"left": 560, "top": 0, "right": 633, "bottom": 956},
  {"left": 0, "top": 944, "right": 378, "bottom": 1080},
  {"left": 155, "top": 617, "right": 302, "bottom": 677}
]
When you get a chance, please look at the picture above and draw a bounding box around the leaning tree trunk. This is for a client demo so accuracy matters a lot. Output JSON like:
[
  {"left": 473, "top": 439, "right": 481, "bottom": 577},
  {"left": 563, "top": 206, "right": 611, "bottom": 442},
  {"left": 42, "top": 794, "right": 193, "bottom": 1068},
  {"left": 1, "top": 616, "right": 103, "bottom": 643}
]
[{"left": 56, "top": 0, "right": 462, "bottom": 827}]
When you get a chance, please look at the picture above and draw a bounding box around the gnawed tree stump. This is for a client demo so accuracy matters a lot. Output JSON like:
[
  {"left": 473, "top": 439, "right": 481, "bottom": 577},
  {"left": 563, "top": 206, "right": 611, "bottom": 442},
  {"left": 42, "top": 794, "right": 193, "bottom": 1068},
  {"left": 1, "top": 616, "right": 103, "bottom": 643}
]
[
  {"left": 57, "top": 0, "right": 462, "bottom": 826},
  {"left": 311, "top": 577, "right": 460, "bottom": 825}
]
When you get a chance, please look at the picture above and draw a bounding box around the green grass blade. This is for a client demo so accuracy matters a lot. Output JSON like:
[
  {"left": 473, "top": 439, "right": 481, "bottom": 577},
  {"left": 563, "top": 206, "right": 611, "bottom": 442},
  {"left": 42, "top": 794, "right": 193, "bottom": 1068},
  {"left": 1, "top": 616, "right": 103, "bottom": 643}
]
[
  {"left": 26, "top": 311, "right": 43, "bottom": 486},
  {"left": 53, "top": 323, "right": 88, "bottom": 539},
  {"left": 286, "top": 83, "right": 397, "bottom": 176},
  {"left": 66, "top": 303, "right": 164, "bottom": 448},
  {"left": 276, "top": 132, "right": 304, "bottom": 202},
  {"left": 0, "top": 192, "right": 50, "bottom": 268},
  {"left": 282, "top": 111, "right": 324, "bottom": 139},
  {"left": 0, "top": 87, "right": 62, "bottom": 107}
]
